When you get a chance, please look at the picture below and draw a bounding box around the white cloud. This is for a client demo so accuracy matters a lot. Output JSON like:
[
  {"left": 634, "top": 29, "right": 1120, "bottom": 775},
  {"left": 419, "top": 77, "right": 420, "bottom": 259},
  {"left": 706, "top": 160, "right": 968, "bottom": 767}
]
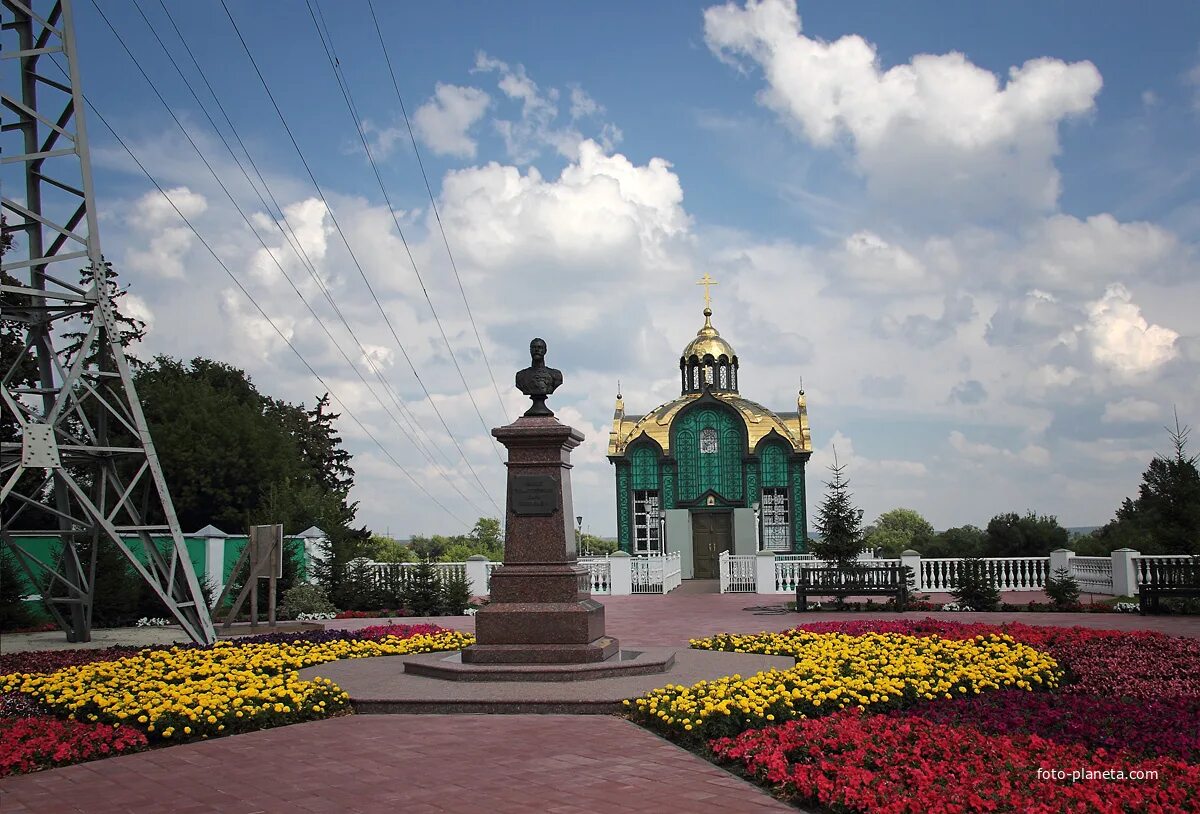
[
  {"left": 1101, "top": 397, "right": 1160, "bottom": 424},
  {"left": 218, "top": 289, "right": 295, "bottom": 361},
  {"left": 1084, "top": 284, "right": 1178, "bottom": 374},
  {"left": 836, "top": 230, "right": 928, "bottom": 292},
  {"left": 1016, "top": 213, "right": 1188, "bottom": 292},
  {"left": 438, "top": 139, "right": 689, "bottom": 271},
  {"left": 413, "top": 83, "right": 491, "bottom": 159},
  {"left": 569, "top": 86, "right": 602, "bottom": 119},
  {"left": 124, "top": 186, "right": 208, "bottom": 279},
  {"left": 703, "top": 0, "right": 1102, "bottom": 218},
  {"left": 1187, "top": 59, "right": 1200, "bottom": 111},
  {"left": 472, "top": 52, "right": 621, "bottom": 163},
  {"left": 949, "top": 430, "right": 1050, "bottom": 467}
]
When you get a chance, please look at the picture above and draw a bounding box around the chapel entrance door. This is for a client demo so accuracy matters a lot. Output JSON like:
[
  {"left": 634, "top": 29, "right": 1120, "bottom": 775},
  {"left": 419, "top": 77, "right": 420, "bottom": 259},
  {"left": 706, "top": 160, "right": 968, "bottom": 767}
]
[{"left": 691, "top": 512, "right": 732, "bottom": 579}]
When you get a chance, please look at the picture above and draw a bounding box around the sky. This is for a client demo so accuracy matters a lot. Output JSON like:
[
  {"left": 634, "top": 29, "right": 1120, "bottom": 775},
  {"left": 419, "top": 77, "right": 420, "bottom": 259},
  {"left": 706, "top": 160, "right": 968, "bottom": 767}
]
[{"left": 7, "top": 0, "right": 1200, "bottom": 538}]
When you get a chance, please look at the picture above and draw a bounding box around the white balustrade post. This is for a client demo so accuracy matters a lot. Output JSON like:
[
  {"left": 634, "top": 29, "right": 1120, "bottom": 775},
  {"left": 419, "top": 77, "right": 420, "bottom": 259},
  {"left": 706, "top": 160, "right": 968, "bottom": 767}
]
[
  {"left": 465, "top": 555, "right": 490, "bottom": 597},
  {"left": 900, "top": 549, "right": 922, "bottom": 592},
  {"left": 193, "top": 525, "right": 229, "bottom": 596},
  {"left": 609, "top": 551, "right": 633, "bottom": 595},
  {"left": 1049, "top": 548, "right": 1074, "bottom": 579},
  {"left": 1111, "top": 548, "right": 1140, "bottom": 597},
  {"left": 756, "top": 550, "right": 776, "bottom": 594}
]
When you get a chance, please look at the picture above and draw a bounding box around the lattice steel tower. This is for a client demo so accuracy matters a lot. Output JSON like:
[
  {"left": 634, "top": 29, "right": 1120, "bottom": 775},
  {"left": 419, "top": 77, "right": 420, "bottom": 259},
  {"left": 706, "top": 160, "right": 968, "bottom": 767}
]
[{"left": 1, "top": 0, "right": 215, "bottom": 644}]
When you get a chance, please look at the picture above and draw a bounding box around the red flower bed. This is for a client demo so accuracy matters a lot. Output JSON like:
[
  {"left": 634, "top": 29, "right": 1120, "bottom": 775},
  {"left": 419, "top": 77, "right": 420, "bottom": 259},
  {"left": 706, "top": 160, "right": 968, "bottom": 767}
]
[
  {"left": 334, "top": 609, "right": 410, "bottom": 619},
  {"left": 0, "top": 646, "right": 143, "bottom": 676},
  {"left": 712, "top": 708, "right": 1200, "bottom": 814},
  {"left": 896, "top": 691, "right": 1200, "bottom": 761},
  {"left": 0, "top": 716, "right": 148, "bottom": 776},
  {"left": 354, "top": 623, "right": 451, "bottom": 641}
]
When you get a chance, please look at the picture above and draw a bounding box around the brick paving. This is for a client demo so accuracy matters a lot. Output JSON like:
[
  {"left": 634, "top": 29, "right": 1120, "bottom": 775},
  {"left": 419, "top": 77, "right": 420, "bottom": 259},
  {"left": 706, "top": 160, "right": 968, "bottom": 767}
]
[{"left": 0, "top": 715, "right": 795, "bottom": 814}]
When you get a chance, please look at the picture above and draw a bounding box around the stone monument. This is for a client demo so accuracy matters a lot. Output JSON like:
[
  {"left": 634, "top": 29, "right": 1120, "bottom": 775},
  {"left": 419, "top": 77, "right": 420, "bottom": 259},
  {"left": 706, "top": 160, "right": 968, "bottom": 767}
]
[{"left": 461, "top": 338, "right": 617, "bottom": 664}]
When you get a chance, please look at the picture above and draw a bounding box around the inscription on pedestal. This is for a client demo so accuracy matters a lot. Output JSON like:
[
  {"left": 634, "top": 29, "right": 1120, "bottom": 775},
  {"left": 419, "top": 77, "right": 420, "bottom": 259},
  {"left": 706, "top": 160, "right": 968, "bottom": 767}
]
[{"left": 511, "top": 474, "right": 559, "bottom": 516}]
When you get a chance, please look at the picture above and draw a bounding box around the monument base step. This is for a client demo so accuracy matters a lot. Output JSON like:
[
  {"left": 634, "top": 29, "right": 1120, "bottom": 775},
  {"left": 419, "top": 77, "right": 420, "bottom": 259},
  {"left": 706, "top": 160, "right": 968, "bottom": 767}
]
[
  {"left": 461, "top": 636, "right": 619, "bottom": 664},
  {"left": 403, "top": 647, "right": 673, "bottom": 682}
]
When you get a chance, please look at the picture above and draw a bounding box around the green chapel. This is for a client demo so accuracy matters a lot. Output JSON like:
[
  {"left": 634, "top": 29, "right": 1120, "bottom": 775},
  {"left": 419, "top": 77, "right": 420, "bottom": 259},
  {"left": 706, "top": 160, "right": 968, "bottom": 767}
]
[{"left": 607, "top": 276, "right": 812, "bottom": 578}]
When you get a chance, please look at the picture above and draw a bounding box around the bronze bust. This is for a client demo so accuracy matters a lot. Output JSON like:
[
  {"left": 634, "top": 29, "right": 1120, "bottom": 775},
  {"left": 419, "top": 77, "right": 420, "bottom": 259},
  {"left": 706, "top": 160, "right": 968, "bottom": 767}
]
[{"left": 515, "top": 337, "right": 563, "bottom": 417}]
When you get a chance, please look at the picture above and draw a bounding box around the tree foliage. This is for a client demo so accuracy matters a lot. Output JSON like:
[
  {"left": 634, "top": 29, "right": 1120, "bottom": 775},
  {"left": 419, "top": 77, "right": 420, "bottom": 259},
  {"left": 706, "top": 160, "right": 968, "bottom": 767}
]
[
  {"left": 810, "top": 455, "right": 864, "bottom": 567},
  {"left": 1096, "top": 413, "right": 1200, "bottom": 555},
  {"left": 409, "top": 517, "right": 504, "bottom": 563},
  {"left": 983, "top": 512, "right": 1068, "bottom": 557},
  {"left": 863, "top": 508, "right": 935, "bottom": 557},
  {"left": 133, "top": 356, "right": 356, "bottom": 535},
  {"left": 915, "top": 525, "right": 985, "bottom": 559}
]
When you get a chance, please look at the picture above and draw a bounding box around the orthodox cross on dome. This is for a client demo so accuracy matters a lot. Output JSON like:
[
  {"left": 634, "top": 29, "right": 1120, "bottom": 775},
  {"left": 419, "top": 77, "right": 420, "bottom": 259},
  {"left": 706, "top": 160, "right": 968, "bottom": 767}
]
[{"left": 696, "top": 272, "right": 719, "bottom": 309}]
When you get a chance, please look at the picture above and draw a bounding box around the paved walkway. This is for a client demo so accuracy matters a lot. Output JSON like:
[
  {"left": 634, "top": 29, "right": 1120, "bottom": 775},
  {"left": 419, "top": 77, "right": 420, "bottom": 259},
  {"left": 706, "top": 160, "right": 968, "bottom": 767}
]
[{"left": 0, "top": 715, "right": 794, "bottom": 814}]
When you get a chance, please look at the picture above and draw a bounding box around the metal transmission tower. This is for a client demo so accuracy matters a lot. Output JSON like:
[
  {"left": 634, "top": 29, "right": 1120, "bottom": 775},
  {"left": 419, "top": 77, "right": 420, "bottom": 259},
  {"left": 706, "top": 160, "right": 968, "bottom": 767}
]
[{"left": 1, "top": 0, "right": 216, "bottom": 644}]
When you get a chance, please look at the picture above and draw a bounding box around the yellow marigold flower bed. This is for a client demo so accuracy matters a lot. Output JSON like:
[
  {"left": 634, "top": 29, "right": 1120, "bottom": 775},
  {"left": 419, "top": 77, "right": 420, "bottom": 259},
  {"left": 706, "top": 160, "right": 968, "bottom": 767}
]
[
  {"left": 1, "top": 631, "right": 473, "bottom": 742},
  {"left": 625, "top": 631, "right": 1061, "bottom": 742}
]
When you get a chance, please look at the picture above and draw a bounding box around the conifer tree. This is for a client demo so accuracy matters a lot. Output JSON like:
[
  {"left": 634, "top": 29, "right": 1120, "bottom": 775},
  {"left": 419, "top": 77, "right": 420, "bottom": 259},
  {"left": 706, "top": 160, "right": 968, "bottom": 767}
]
[
  {"left": 399, "top": 559, "right": 445, "bottom": 617},
  {"left": 810, "top": 450, "right": 865, "bottom": 569}
]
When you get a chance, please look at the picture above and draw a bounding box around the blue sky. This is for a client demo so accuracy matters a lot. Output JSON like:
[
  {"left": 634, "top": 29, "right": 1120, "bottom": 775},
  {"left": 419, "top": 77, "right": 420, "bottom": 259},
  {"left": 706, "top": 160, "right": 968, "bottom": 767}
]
[{"left": 11, "top": 0, "right": 1199, "bottom": 538}]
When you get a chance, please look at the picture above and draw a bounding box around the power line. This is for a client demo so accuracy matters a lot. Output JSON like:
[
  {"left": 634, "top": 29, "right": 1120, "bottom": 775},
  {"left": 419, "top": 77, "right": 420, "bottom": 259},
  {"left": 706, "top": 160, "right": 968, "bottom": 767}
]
[
  {"left": 306, "top": 0, "right": 507, "bottom": 464},
  {"left": 217, "top": 0, "right": 502, "bottom": 509},
  {"left": 365, "top": 0, "right": 510, "bottom": 427},
  {"left": 51, "top": 56, "right": 470, "bottom": 529},
  {"left": 133, "top": 0, "right": 483, "bottom": 507},
  {"left": 89, "top": 0, "right": 496, "bottom": 518}
]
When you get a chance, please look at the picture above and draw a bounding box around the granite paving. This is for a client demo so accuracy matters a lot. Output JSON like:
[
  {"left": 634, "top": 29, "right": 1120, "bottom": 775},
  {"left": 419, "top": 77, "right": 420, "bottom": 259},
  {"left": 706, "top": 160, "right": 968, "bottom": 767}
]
[{"left": 0, "top": 715, "right": 795, "bottom": 813}]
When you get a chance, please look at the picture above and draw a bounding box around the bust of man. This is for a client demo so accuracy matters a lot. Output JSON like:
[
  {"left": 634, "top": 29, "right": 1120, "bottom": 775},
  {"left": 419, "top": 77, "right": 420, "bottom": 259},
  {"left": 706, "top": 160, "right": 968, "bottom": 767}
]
[{"left": 515, "top": 337, "right": 563, "bottom": 417}]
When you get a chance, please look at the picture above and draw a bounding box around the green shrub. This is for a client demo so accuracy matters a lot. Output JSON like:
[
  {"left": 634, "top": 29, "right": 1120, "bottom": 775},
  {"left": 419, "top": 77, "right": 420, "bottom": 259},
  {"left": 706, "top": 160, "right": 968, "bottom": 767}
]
[
  {"left": 439, "top": 570, "right": 472, "bottom": 615},
  {"left": 278, "top": 583, "right": 336, "bottom": 619},
  {"left": 950, "top": 558, "right": 1000, "bottom": 611},
  {"left": 399, "top": 559, "right": 444, "bottom": 617},
  {"left": 1044, "top": 567, "right": 1081, "bottom": 609},
  {"left": 332, "top": 557, "right": 387, "bottom": 611},
  {"left": 0, "top": 547, "right": 33, "bottom": 631}
]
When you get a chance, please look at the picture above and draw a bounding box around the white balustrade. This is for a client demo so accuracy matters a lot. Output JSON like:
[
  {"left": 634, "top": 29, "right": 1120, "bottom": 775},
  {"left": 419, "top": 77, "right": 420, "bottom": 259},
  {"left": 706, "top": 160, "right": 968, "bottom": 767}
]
[
  {"left": 720, "top": 551, "right": 757, "bottom": 593},
  {"left": 577, "top": 556, "right": 612, "bottom": 594},
  {"left": 1069, "top": 556, "right": 1114, "bottom": 593},
  {"left": 662, "top": 552, "right": 682, "bottom": 593},
  {"left": 1132, "top": 554, "right": 1195, "bottom": 587},
  {"left": 919, "top": 557, "right": 1050, "bottom": 592}
]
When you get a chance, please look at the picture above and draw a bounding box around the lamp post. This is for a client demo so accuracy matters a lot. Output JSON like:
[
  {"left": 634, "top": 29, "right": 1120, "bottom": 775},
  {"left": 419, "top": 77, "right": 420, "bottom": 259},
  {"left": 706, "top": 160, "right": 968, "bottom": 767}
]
[{"left": 576, "top": 515, "right": 584, "bottom": 555}]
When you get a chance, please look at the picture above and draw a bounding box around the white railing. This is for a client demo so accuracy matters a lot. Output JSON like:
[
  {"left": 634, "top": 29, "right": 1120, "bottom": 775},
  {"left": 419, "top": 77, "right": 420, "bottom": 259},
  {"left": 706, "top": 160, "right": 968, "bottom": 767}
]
[
  {"left": 627, "top": 552, "right": 683, "bottom": 594},
  {"left": 663, "top": 551, "right": 682, "bottom": 593},
  {"left": 577, "top": 557, "right": 612, "bottom": 595},
  {"left": 919, "top": 557, "right": 1049, "bottom": 592},
  {"left": 361, "top": 560, "right": 467, "bottom": 596},
  {"left": 1133, "top": 554, "right": 1196, "bottom": 587},
  {"left": 720, "top": 551, "right": 756, "bottom": 593},
  {"left": 484, "top": 561, "right": 502, "bottom": 593},
  {"left": 1069, "top": 556, "right": 1114, "bottom": 593}
]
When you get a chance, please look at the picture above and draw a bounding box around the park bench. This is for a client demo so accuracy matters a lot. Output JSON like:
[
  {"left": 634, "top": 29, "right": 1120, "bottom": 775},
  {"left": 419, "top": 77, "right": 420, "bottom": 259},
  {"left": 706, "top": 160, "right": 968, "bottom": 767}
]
[
  {"left": 795, "top": 563, "right": 908, "bottom": 611},
  {"left": 1138, "top": 557, "right": 1200, "bottom": 614}
]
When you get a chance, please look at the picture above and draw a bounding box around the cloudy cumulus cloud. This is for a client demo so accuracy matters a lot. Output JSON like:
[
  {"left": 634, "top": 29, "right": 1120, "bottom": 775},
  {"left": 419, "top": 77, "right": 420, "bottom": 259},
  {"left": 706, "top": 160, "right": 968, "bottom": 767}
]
[
  {"left": 412, "top": 83, "right": 491, "bottom": 159},
  {"left": 703, "top": 0, "right": 1102, "bottom": 221}
]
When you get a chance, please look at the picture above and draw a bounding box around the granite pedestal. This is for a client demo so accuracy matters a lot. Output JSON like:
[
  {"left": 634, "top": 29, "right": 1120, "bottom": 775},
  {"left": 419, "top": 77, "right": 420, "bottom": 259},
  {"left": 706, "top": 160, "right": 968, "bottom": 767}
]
[{"left": 462, "top": 415, "right": 619, "bottom": 666}]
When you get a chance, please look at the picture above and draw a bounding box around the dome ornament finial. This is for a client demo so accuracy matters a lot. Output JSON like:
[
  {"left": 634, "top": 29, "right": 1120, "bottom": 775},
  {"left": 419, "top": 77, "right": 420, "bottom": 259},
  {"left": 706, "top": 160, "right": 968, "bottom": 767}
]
[{"left": 696, "top": 272, "right": 719, "bottom": 310}]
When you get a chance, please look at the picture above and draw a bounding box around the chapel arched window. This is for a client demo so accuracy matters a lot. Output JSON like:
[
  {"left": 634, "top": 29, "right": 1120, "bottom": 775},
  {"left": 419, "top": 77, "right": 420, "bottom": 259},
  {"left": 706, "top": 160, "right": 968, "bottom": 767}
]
[
  {"left": 699, "top": 427, "right": 718, "bottom": 454},
  {"left": 719, "top": 364, "right": 728, "bottom": 389}
]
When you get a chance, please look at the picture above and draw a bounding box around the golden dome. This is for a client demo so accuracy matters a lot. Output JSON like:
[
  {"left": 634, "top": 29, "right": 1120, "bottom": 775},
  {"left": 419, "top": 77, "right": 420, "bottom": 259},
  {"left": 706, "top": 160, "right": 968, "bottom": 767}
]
[{"left": 681, "top": 307, "right": 735, "bottom": 361}]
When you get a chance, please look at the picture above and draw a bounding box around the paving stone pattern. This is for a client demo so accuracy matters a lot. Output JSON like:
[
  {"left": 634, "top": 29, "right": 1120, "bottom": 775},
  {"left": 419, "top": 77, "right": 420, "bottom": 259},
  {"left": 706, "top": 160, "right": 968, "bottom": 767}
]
[{"left": 0, "top": 715, "right": 795, "bottom": 814}]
